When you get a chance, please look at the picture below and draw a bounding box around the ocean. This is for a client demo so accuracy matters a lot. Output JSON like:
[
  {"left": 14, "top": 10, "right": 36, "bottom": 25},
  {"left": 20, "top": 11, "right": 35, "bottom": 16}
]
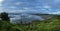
[{"left": 8, "top": 13, "right": 53, "bottom": 24}]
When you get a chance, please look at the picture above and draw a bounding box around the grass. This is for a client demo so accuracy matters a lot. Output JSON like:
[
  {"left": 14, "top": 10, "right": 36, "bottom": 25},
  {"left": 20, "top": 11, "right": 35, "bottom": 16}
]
[{"left": 0, "top": 15, "right": 60, "bottom": 31}]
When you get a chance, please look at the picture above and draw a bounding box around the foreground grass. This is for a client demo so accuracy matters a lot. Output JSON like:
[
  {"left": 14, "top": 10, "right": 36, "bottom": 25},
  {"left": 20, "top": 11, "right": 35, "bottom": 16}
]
[{"left": 0, "top": 16, "right": 60, "bottom": 31}]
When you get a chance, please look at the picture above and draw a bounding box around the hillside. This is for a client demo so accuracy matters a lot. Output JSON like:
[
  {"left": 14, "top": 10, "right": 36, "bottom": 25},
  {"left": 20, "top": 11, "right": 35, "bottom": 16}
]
[{"left": 0, "top": 15, "right": 60, "bottom": 31}]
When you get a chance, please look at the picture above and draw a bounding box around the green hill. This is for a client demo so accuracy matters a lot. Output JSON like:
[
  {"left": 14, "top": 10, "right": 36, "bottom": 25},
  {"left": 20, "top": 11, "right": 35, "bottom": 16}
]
[{"left": 0, "top": 15, "right": 60, "bottom": 31}]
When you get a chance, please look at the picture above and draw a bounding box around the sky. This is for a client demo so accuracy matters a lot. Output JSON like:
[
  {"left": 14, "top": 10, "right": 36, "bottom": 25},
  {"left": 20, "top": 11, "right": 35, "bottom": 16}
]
[{"left": 0, "top": 0, "right": 60, "bottom": 14}]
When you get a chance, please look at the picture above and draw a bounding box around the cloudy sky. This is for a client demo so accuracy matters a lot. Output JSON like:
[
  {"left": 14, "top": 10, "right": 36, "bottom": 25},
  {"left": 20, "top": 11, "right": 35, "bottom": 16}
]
[{"left": 0, "top": 0, "right": 60, "bottom": 14}]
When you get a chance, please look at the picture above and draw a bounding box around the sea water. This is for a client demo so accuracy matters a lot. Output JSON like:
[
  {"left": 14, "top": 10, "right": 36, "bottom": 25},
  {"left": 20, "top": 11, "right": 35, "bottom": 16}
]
[{"left": 8, "top": 13, "right": 53, "bottom": 24}]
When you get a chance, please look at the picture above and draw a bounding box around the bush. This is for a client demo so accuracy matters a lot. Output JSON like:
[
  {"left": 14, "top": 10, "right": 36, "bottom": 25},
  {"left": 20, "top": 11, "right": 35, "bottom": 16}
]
[{"left": 0, "top": 12, "right": 10, "bottom": 21}]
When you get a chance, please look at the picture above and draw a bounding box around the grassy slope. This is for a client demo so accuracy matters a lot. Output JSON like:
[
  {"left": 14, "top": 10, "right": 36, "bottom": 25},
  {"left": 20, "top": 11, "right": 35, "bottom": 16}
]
[{"left": 0, "top": 16, "right": 60, "bottom": 31}]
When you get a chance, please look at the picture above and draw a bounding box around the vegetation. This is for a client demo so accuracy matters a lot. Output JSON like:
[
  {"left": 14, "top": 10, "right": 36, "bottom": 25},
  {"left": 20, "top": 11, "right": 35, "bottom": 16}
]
[
  {"left": 0, "top": 15, "right": 60, "bottom": 31},
  {"left": 0, "top": 12, "right": 10, "bottom": 21}
]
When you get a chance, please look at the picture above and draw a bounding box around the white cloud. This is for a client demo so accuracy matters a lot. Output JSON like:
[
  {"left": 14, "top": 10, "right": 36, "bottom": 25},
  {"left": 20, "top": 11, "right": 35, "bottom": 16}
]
[
  {"left": 9, "top": 6, "right": 17, "bottom": 8},
  {"left": 15, "top": 2, "right": 23, "bottom": 5},
  {"left": 24, "top": 7, "right": 29, "bottom": 10},
  {"left": 0, "top": 0, "right": 3, "bottom": 6},
  {"left": 0, "top": 0, "right": 3, "bottom": 2},
  {"left": 0, "top": 4, "right": 2, "bottom": 6},
  {"left": 0, "top": 7, "right": 5, "bottom": 13},
  {"left": 43, "top": 5, "right": 51, "bottom": 9},
  {"left": 49, "top": 11, "right": 60, "bottom": 14}
]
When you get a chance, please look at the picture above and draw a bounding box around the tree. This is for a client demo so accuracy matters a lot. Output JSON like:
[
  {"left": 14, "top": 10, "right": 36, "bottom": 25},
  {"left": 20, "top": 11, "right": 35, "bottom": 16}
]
[{"left": 0, "top": 12, "right": 10, "bottom": 21}]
